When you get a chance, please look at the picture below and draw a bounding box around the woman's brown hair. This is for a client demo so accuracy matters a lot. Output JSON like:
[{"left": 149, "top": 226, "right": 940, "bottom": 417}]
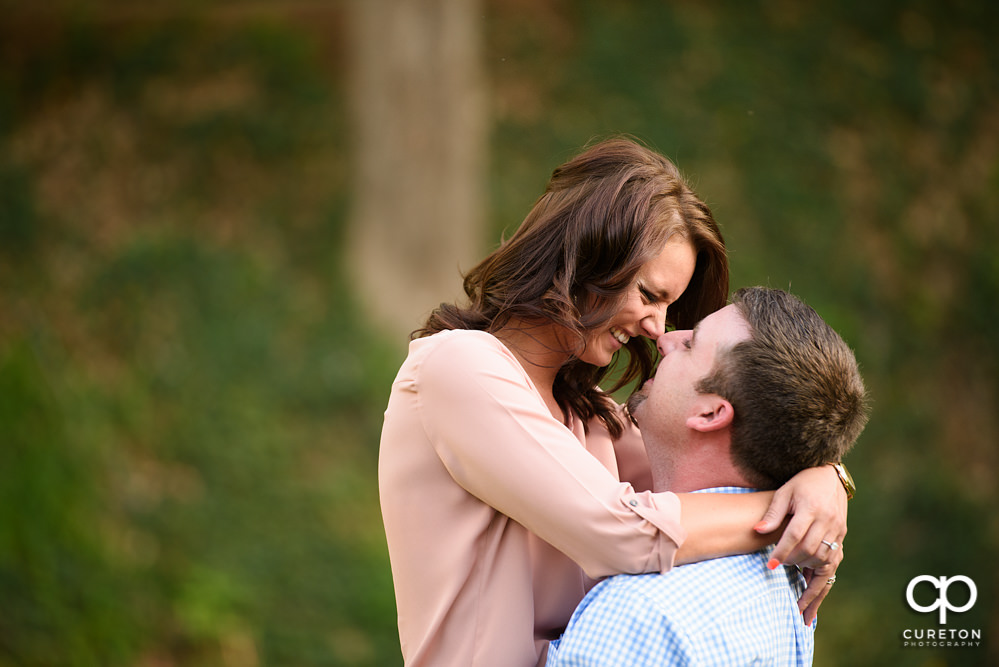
[{"left": 417, "top": 137, "right": 729, "bottom": 437}]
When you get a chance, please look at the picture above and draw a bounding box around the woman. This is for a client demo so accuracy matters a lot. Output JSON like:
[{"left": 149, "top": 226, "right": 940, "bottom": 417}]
[{"left": 379, "top": 138, "right": 849, "bottom": 666}]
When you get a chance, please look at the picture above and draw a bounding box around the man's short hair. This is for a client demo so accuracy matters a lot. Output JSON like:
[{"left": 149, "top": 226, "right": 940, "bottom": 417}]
[{"left": 696, "top": 287, "right": 869, "bottom": 490}]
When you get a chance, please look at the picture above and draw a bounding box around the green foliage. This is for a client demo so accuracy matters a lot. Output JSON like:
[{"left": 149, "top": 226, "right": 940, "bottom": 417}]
[
  {"left": 0, "top": 161, "right": 39, "bottom": 256},
  {"left": 0, "top": 8, "right": 398, "bottom": 666},
  {"left": 0, "top": 342, "right": 138, "bottom": 666}
]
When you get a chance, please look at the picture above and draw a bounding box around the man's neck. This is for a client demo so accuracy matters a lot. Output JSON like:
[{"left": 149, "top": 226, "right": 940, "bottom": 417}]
[{"left": 649, "top": 436, "right": 751, "bottom": 494}]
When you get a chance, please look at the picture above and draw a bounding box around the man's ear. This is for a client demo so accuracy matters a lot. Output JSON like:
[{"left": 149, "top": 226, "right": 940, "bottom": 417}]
[{"left": 686, "top": 396, "right": 734, "bottom": 432}]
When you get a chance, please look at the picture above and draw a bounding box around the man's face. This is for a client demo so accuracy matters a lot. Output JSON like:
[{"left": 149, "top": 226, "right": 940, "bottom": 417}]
[{"left": 627, "top": 304, "right": 752, "bottom": 437}]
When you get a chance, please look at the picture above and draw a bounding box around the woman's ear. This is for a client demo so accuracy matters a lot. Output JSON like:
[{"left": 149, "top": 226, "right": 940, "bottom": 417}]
[{"left": 685, "top": 396, "right": 734, "bottom": 432}]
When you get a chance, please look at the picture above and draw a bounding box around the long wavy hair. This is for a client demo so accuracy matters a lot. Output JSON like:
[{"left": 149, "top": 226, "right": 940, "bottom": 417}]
[{"left": 416, "top": 137, "right": 729, "bottom": 437}]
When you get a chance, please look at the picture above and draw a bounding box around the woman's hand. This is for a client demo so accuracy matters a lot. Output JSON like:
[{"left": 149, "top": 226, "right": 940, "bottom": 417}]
[
  {"left": 798, "top": 560, "right": 842, "bottom": 626},
  {"left": 753, "top": 464, "right": 848, "bottom": 624}
]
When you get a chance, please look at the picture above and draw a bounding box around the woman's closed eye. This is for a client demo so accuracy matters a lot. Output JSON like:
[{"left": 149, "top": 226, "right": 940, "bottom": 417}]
[{"left": 639, "top": 284, "right": 669, "bottom": 306}]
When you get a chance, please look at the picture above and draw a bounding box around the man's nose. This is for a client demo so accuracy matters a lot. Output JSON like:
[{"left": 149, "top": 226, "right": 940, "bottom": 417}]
[{"left": 657, "top": 330, "right": 690, "bottom": 356}]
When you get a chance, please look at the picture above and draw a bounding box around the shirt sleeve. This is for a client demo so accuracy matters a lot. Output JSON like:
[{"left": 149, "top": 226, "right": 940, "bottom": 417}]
[{"left": 414, "top": 332, "right": 686, "bottom": 578}]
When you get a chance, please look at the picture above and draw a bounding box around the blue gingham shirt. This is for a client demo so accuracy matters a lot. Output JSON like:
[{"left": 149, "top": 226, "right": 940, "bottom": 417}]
[{"left": 546, "top": 487, "right": 814, "bottom": 666}]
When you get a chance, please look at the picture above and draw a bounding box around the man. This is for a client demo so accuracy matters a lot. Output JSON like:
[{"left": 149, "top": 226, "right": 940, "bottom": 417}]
[{"left": 545, "top": 287, "right": 869, "bottom": 666}]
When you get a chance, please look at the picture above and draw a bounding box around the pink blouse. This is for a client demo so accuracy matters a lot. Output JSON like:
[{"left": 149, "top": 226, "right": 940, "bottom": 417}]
[{"left": 379, "top": 330, "right": 687, "bottom": 666}]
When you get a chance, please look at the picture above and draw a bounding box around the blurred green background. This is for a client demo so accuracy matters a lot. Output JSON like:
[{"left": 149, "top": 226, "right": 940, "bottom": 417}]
[{"left": 1, "top": 1, "right": 996, "bottom": 665}]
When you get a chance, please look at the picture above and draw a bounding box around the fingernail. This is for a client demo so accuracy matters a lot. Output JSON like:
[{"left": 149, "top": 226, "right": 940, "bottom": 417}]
[
  {"left": 767, "top": 558, "right": 780, "bottom": 570},
  {"left": 753, "top": 521, "right": 767, "bottom": 532}
]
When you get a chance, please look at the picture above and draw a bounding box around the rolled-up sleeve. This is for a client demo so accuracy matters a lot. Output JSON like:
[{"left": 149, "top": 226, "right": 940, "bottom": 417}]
[{"left": 414, "top": 331, "right": 686, "bottom": 577}]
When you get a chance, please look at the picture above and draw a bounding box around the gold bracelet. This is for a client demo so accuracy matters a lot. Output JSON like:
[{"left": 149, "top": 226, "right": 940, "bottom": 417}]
[{"left": 828, "top": 462, "right": 855, "bottom": 500}]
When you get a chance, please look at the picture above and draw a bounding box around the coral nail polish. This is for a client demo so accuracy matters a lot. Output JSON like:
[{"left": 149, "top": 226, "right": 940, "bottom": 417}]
[
  {"left": 767, "top": 558, "right": 780, "bottom": 570},
  {"left": 753, "top": 521, "right": 768, "bottom": 532}
]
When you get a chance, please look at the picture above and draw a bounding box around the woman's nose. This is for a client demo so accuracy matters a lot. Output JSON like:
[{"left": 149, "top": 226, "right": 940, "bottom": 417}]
[{"left": 640, "top": 307, "right": 667, "bottom": 339}]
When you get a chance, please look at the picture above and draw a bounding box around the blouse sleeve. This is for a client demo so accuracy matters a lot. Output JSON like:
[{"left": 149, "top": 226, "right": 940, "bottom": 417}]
[{"left": 413, "top": 332, "right": 686, "bottom": 578}]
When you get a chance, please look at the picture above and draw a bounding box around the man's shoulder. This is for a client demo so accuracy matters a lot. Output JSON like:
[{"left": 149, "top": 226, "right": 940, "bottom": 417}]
[
  {"left": 551, "top": 548, "right": 812, "bottom": 666},
  {"left": 591, "top": 548, "right": 796, "bottom": 629}
]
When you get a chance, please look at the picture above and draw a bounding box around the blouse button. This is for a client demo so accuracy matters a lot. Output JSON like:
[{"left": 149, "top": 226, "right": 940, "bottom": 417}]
[{"left": 628, "top": 499, "right": 638, "bottom": 507}]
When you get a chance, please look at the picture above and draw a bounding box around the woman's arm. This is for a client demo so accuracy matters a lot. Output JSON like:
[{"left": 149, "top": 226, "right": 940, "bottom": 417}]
[{"left": 674, "top": 491, "right": 779, "bottom": 564}]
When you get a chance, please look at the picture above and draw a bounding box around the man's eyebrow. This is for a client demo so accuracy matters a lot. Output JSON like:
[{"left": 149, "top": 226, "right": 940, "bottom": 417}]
[{"left": 690, "top": 322, "right": 701, "bottom": 346}]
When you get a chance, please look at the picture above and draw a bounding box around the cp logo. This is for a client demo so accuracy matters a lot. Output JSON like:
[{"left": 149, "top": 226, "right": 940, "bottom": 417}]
[{"left": 906, "top": 575, "right": 977, "bottom": 624}]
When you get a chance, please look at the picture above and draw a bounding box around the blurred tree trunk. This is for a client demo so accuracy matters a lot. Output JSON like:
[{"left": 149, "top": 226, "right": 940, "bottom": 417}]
[{"left": 346, "top": 0, "right": 487, "bottom": 343}]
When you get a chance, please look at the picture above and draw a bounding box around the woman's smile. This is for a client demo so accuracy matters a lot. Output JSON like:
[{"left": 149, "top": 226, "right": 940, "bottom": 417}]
[{"left": 609, "top": 326, "right": 631, "bottom": 345}]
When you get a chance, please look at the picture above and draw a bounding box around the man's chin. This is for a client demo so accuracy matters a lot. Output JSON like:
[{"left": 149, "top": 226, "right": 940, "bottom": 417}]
[{"left": 625, "top": 393, "right": 647, "bottom": 426}]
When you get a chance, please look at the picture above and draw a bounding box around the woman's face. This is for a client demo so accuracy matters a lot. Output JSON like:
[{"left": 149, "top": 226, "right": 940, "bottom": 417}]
[{"left": 578, "top": 236, "right": 698, "bottom": 368}]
